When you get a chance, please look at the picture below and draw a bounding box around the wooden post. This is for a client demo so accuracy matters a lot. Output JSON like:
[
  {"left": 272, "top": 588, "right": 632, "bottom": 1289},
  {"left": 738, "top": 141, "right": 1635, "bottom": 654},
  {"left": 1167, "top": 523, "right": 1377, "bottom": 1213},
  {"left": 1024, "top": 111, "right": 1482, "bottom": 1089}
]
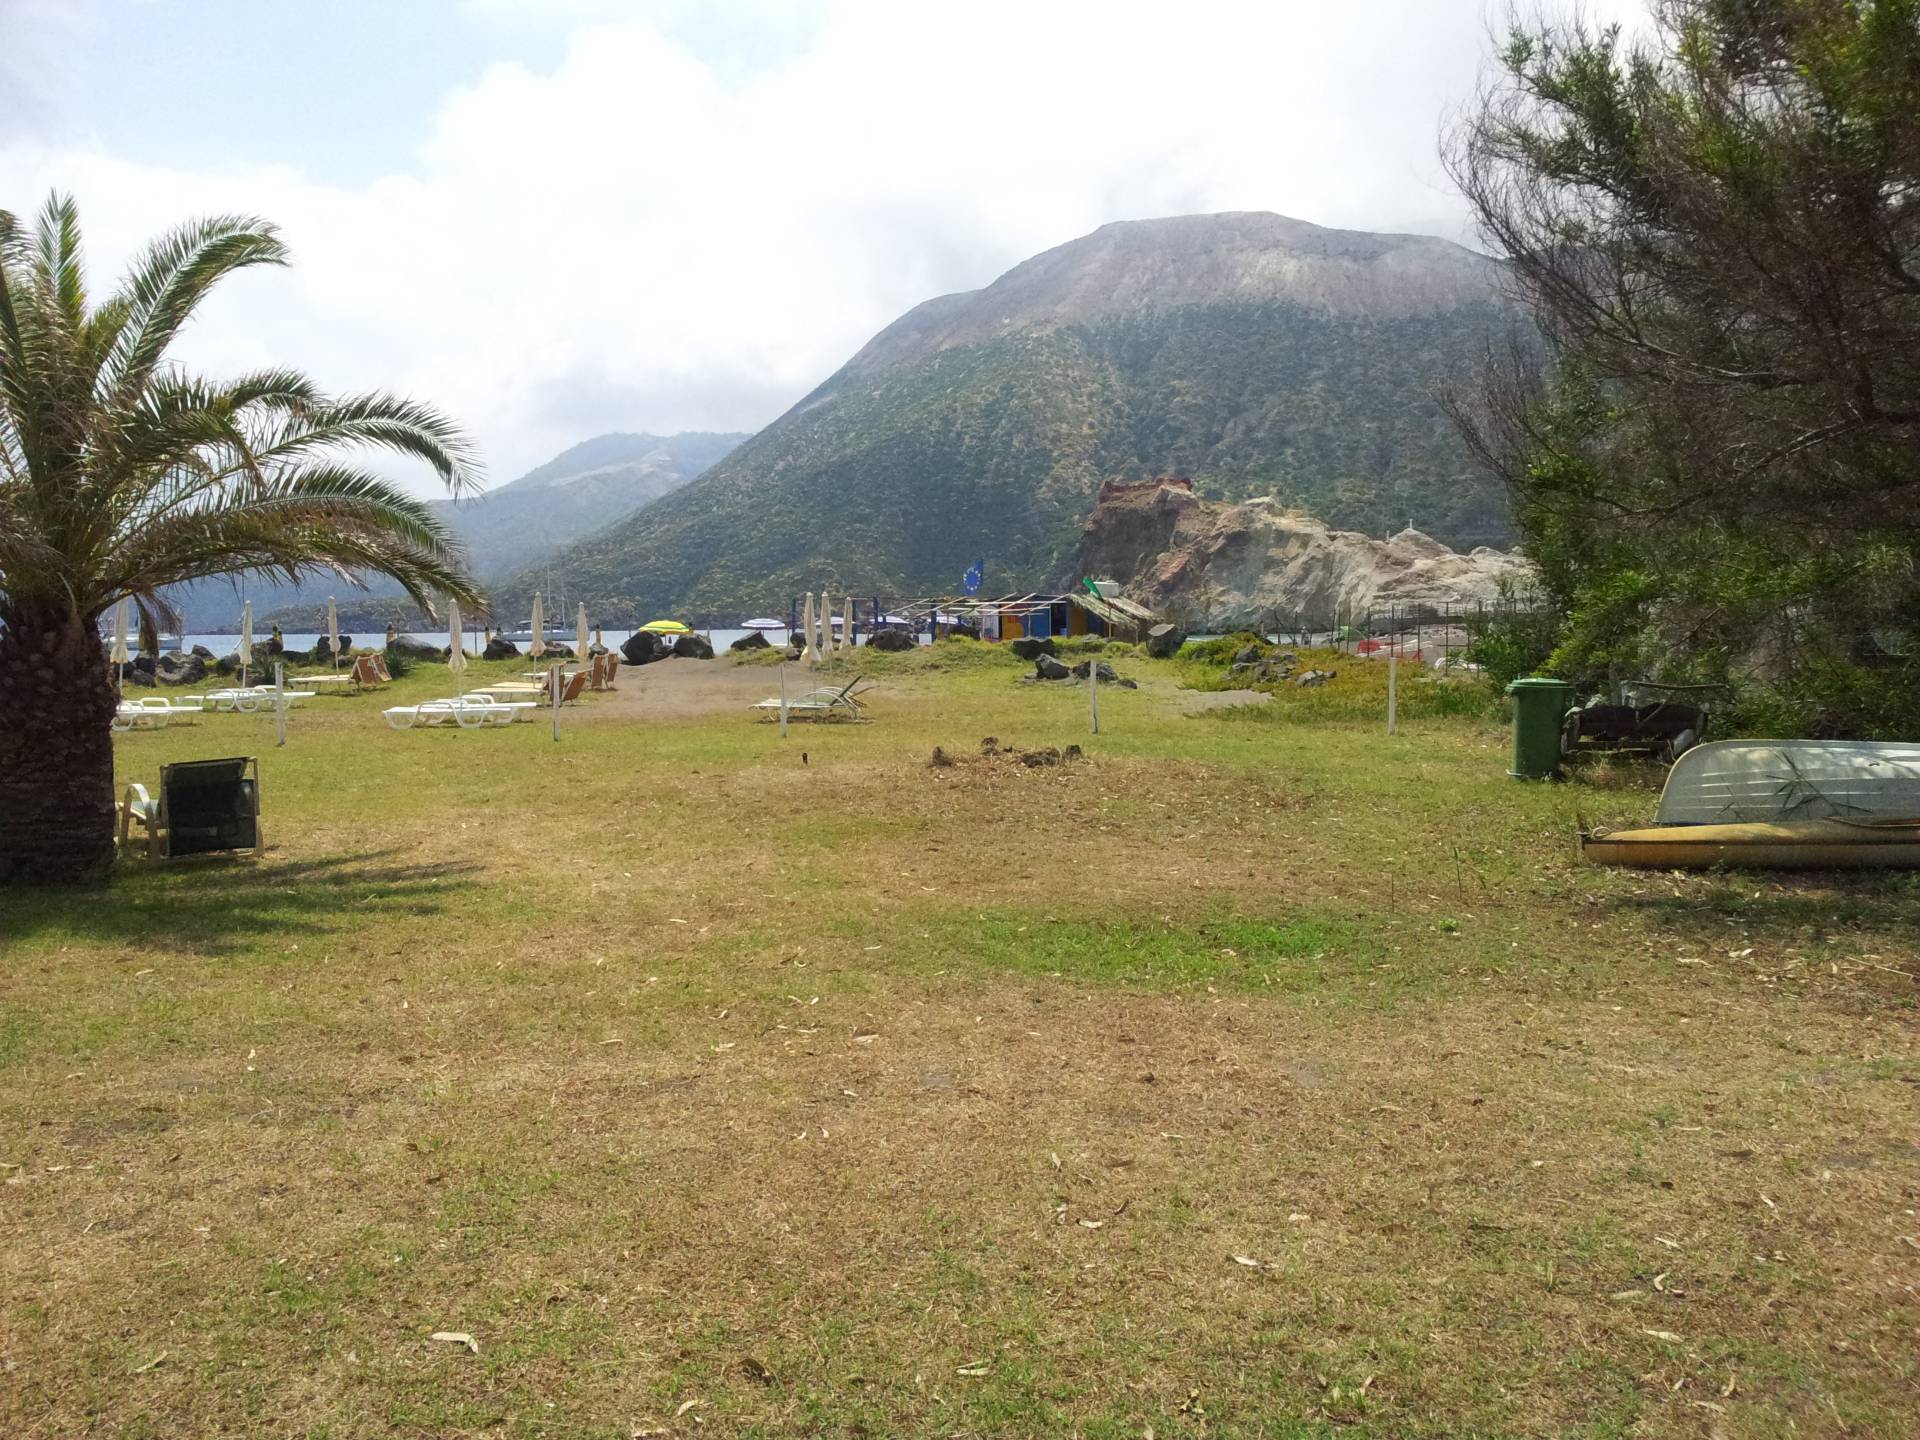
[
  {"left": 550, "top": 664, "right": 561, "bottom": 742},
  {"left": 1388, "top": 654, "right": 1397, "bottom": 736},
  {"left": 1089, "top": 654, "right": 1100, "bottom": 735},
  {"left": 274, "top": 661, "right": 288, "bottom": 747},
  {"left": 779, "top": 663, "right": 789, "bottom": 738}
]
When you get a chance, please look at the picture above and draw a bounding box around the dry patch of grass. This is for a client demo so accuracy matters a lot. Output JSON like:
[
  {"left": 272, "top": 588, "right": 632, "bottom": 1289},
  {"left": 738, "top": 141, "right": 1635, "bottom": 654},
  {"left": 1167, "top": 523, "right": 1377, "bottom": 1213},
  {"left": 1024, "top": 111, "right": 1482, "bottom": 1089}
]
[{"left": 1, "top": 655, "right": 1916, "bottom": 1438}]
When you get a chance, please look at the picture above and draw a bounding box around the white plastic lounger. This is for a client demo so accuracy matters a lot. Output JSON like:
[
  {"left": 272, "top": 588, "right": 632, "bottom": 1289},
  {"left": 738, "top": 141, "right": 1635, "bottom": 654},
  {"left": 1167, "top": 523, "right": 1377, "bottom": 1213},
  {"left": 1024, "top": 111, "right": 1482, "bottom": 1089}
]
[
  {"left": 112, "top": 697, "right": 204, "bottom": 731},
  {"left": 198, "top": 686, "right": 318, "bottom": 713},
  {"left": 749, "top": 676, "right": 871, "bottom": 723},
  {"left": 113, "top": 702, "right": 169, "bottom": 731},
  {"left": 383, "top": 696, "right": 537, "bottom": 730}
]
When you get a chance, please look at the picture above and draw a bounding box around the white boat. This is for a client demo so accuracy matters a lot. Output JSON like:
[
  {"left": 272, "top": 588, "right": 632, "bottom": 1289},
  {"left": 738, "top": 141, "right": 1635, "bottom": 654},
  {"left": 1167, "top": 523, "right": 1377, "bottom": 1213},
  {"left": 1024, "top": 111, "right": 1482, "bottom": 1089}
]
[
  {"left": 1582, "top": 739, "right": 1920, "bottom": 869},
  {"left": 1652, "top": 740, "right": 1920, "bottom": 825}
]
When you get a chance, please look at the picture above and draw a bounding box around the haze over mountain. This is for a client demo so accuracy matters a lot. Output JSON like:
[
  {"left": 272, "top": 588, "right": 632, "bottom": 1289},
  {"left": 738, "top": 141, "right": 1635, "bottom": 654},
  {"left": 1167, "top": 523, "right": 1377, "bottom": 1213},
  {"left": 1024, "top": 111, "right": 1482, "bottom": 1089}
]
[
  {"left": 167, "top": 432, "right": 745, "bottom": 631},
  {"left": 528, "top": 212, "right": 1521, "bottom": 619}
]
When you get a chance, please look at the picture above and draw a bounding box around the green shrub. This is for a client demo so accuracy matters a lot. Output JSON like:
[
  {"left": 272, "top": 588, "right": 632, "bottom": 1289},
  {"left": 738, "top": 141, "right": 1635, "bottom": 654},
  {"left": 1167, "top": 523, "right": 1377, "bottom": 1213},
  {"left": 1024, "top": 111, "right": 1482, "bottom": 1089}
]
[{"left": 1177, "top": 631, "right": 1264, "bottom": 665}]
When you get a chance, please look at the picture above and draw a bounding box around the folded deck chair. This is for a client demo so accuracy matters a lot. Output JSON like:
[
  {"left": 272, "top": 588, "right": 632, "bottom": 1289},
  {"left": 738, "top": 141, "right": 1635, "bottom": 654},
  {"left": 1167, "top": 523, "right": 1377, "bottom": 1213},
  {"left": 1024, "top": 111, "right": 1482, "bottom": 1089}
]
[
  {"left": 750, "top": 674, "right": 871, "bottom": 722},
  {"left": 587, "top": 653, "right": 608, "bottom": 691},
  {"left": 603, "top": 654, "right": 620, "bottom": 689},
  {"left": 120, "top": 756, "right": 262, "bottom": 860}
]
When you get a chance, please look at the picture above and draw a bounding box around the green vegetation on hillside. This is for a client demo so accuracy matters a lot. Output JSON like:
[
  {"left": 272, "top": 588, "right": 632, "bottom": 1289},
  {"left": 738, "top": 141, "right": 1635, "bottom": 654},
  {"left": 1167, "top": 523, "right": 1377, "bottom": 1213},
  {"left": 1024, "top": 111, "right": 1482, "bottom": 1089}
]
[{"left": 521, "top": 300, "right": 1517, "bottom": 617}]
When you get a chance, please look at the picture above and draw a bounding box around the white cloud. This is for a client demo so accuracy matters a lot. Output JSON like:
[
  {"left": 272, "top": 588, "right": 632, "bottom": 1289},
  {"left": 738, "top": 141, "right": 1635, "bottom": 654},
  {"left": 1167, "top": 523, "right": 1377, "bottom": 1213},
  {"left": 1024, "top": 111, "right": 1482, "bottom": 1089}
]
[{"left": 0, "top": 0, "right": 1650, "bottom": 490}]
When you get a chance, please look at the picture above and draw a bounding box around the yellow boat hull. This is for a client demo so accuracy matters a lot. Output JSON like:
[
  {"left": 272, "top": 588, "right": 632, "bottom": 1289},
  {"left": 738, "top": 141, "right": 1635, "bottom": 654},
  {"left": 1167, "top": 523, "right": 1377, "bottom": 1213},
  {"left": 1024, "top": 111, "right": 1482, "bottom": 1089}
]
[{"left": 1582, "top": 818, "right": 1920, "bottom": 869}]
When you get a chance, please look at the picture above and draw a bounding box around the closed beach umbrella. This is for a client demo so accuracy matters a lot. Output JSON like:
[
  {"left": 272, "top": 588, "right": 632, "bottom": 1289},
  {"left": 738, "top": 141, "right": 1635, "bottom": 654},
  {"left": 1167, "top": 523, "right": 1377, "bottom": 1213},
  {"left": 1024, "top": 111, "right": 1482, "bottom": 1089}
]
[
  {"left": 576, "top": 602, "right": 590, "bottom": 660},
  {"left": 238, "top": 599, "right": 253, "bottom": 686},
  {"left": 802, "top": 593, "right": 818, "bottom": 666},
  {"left": 844, "top": 595, "right": 854, "bottom": 649},
  {"left": 327, "top": 596, "right": 341, "bottom": 667},
  {"left": 530, "top": 591, "right": 546, "bottom": 659},
  {"left": 818, "top": 590, "right": 832, "bottom": 657},
  {"left": 110, "top": 597, "right": 130, "bottom": 685},
  {"left": 447, "top": 599, "right": 467, "bottom": 694}
]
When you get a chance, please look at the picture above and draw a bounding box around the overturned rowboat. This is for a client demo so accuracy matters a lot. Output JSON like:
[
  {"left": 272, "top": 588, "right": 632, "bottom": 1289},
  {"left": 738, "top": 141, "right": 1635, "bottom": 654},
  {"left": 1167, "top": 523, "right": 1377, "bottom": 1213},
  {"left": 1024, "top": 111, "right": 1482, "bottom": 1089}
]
[
  {"left": 1582, "top": 739, "right": 1920, "bottom": 869},
  {"left": 1582, "top": 817, "right": 1920, "bottom": 869}
]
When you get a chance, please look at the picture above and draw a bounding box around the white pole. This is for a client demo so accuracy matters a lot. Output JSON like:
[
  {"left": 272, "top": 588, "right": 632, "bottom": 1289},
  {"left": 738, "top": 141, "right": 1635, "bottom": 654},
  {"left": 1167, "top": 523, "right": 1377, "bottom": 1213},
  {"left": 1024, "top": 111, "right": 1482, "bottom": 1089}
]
[
  {"left": 1089, "top": 654, "right": 1099, "bottom": 735},
  {"left": 779, "top": 663, "right": 789, "bottom": 738},
  {"left": 550, "top": 664, "right": 561, "bottom": 742},
  {"left": 275, "top": 660, "right": 288, "bottom": 748},
  {"left": 1387, "top": 653, "right": 1397, "bottom": 736}
]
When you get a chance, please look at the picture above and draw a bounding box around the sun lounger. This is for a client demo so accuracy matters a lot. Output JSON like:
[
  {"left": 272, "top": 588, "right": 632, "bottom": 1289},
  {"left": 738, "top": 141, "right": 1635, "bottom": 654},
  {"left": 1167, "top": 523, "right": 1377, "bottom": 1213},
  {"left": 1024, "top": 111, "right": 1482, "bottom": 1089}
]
[
  {"left": 119, "top": 756, "right": 262, "bottom": 860},
  {"left": 382, "top": 695, "right": 538, "bottom": 729},
  {"left": 197, "top": 686, "right": 318, "bottom": 713},
  {"left": 750, "top": 675, "right": 871, "bottom": 722},
  {"left": 113, "top": 700, "right": 173, "bottom": 731}
]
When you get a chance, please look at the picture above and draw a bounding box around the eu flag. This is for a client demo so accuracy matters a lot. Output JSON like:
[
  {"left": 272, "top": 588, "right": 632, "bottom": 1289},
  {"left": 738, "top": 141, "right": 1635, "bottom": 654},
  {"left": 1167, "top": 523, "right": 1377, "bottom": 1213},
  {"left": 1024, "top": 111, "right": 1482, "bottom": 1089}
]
[{"left": 962, "top": 559, "right": 984, "bottom": 595}]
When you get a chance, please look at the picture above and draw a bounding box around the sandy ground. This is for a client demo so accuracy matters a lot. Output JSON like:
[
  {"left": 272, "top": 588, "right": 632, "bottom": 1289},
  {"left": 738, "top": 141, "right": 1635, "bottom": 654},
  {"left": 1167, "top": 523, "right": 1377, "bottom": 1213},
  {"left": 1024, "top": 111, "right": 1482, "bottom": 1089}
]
[
  {"left": 586, "top": 656, "right": 1273, "bottom": 720},
  {"left": 588, "top": 654, "right": 800, "bottom": 719}
]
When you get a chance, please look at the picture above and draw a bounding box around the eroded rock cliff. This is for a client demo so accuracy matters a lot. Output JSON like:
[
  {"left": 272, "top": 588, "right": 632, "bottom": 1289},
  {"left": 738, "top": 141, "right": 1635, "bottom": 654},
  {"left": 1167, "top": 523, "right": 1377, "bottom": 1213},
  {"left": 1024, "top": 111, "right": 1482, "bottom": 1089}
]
[{"left": 1075, "top": 480, "right": 1534, "bottom": 627}]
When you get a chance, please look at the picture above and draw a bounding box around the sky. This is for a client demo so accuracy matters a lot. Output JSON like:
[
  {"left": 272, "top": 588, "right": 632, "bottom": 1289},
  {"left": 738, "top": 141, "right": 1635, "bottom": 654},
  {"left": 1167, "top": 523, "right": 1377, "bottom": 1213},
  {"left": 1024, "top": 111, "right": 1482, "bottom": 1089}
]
[{"left": 0, "top": 0, "right": 1644, "bottom": 491}]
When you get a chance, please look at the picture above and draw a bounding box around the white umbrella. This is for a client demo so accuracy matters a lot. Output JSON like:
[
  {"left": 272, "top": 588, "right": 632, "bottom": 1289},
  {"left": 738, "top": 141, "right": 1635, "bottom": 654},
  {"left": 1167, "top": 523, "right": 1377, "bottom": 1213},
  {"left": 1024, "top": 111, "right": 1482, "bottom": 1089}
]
[
  {"left": 327, "top": 596, "right": 341, "bottom": 670},
  {"left": 816, "top": 591, "right": 830, "bottom": 660},
  {"left": 238, "top": 599, "right": 254, "bottom": 687},
  {"left": 742, "top": 617, "right": 786, "bottom": 631},
  {"left": 802, "top": 593, "right": 819, "bottom": 666},
  {"left": 447, "top": 599, "right": 467, "bottom": 694},
  {"left": 844, "top": 595, "right": 854, "bottom": 650},
  {"left": 110, "top": 597, "right": 130, "bottom": 687},
  {"left": 529, "top": 592, "right": 546, "bottom": 659},
  {"left": 576, "top": 602, "right": 590, "bottom": 660}
]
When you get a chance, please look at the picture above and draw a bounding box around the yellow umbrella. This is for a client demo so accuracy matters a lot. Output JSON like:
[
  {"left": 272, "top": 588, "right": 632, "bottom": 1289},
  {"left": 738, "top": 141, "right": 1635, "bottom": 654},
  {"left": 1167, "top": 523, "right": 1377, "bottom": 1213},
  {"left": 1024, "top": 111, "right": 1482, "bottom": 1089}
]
[
  {"left": 639, "top": 619, "right": 692, "bottom": 635},
  {"left": 529, "top": 592, "right": 546, "bottom": 659}
]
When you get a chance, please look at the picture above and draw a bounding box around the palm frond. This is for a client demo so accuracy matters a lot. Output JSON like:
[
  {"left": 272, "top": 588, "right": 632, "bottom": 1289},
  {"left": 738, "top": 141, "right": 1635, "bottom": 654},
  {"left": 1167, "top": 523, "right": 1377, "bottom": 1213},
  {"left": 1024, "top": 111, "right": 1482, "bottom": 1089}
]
[
  {"left": 248, "top": 390, "right": 482, "bottom": 494},
  {"left": 33, "top": 193, "right": 86, "bottom": 336},
  {"left": 97, "top": 214, "right": 287, "bottom": 412},
  {"left": 105, "top": 465, "right": 483, "bottom": 616}
]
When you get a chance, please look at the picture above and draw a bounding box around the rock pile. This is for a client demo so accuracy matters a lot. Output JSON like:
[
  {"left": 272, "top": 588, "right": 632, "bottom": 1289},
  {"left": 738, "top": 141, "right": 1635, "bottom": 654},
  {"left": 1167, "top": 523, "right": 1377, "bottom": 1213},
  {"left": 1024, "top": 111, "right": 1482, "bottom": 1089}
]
[
  {"left": 866, "top": 628, "right": 914, "bottom": 652},
  {"left": 483, "top": 634, "right": 521, "bottom": 660},
  {"left": 1229, "top": 647, "right": 1299, "bottom": 686},
  {"left": 730, "top": 631, "right": 772, "bottom": 652}
]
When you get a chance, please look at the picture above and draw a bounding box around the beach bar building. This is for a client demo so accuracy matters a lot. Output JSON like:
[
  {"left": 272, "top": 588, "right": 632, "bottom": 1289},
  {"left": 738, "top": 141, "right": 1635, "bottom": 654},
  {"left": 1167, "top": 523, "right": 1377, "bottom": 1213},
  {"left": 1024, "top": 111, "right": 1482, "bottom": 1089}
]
[{"left": 900, "top": 584, "right": 1157, "bottom": 642}]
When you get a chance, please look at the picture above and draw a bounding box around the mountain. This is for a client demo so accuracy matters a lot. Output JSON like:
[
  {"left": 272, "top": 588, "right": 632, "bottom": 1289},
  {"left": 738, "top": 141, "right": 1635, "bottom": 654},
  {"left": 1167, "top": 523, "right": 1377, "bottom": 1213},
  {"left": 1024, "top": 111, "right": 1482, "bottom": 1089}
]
[
  {"left": 166, "top": 431, "right": 746, "bottom": 631},
  {"left": 525, "top": 212, "right": 1521, "bottom": 618},
  {"left": 435, "top": 431, "right": 746, "bottom": 579}
]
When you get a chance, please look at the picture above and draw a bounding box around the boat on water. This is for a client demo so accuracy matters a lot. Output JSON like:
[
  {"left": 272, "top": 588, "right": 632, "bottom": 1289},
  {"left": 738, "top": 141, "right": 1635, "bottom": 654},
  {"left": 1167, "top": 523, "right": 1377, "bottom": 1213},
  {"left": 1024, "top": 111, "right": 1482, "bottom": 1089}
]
[{"left": 1582, "top": 740, "right": 1920, "bottom": 869}]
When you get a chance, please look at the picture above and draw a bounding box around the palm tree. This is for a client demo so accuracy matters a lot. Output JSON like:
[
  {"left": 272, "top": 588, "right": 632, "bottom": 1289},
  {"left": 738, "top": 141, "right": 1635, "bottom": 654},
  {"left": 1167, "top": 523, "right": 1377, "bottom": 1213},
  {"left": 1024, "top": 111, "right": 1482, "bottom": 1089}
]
[{"left": 0, "top": 194, "right": 484, "bottom": 885}]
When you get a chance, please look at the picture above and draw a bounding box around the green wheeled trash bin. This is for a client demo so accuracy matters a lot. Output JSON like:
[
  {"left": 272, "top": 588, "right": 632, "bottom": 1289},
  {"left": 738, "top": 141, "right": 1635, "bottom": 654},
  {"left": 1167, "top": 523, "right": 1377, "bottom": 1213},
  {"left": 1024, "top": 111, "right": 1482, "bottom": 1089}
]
[{"left": 1506, "top": 676, "right": 1573, "bottom": 779}]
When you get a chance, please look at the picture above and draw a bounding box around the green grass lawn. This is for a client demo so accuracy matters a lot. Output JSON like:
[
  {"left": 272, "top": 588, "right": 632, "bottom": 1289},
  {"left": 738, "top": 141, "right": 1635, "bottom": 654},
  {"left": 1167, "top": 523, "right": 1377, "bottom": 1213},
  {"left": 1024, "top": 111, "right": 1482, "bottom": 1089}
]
[{"left": 2, "top": 646, "right": 1915, "bottom": 1438}]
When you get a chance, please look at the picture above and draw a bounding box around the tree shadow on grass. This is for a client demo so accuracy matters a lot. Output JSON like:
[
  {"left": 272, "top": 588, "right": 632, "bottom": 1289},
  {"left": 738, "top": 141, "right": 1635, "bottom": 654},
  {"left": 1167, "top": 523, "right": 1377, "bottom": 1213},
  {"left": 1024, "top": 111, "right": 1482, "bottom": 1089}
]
[
  {"left": 0, "top": 848, "right": 484, "bottom": 956},
  {"left": 1602, "top": 870, "right": 1920, "bottom": 945}
]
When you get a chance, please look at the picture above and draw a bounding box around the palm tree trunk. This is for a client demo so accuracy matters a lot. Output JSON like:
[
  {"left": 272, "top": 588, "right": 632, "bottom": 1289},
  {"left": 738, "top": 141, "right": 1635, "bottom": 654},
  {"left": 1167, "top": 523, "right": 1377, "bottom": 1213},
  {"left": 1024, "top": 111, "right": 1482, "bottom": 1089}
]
[{"left": 0, "top": 606, "right": 119, "bottom": 885}]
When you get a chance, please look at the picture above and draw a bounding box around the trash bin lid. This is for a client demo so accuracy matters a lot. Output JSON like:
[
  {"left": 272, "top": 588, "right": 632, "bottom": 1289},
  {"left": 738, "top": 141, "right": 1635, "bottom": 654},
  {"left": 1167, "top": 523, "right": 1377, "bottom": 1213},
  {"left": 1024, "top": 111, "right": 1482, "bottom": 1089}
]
[{"left": 1505, "top": 675, "right": 1572, "bottom": 694}]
